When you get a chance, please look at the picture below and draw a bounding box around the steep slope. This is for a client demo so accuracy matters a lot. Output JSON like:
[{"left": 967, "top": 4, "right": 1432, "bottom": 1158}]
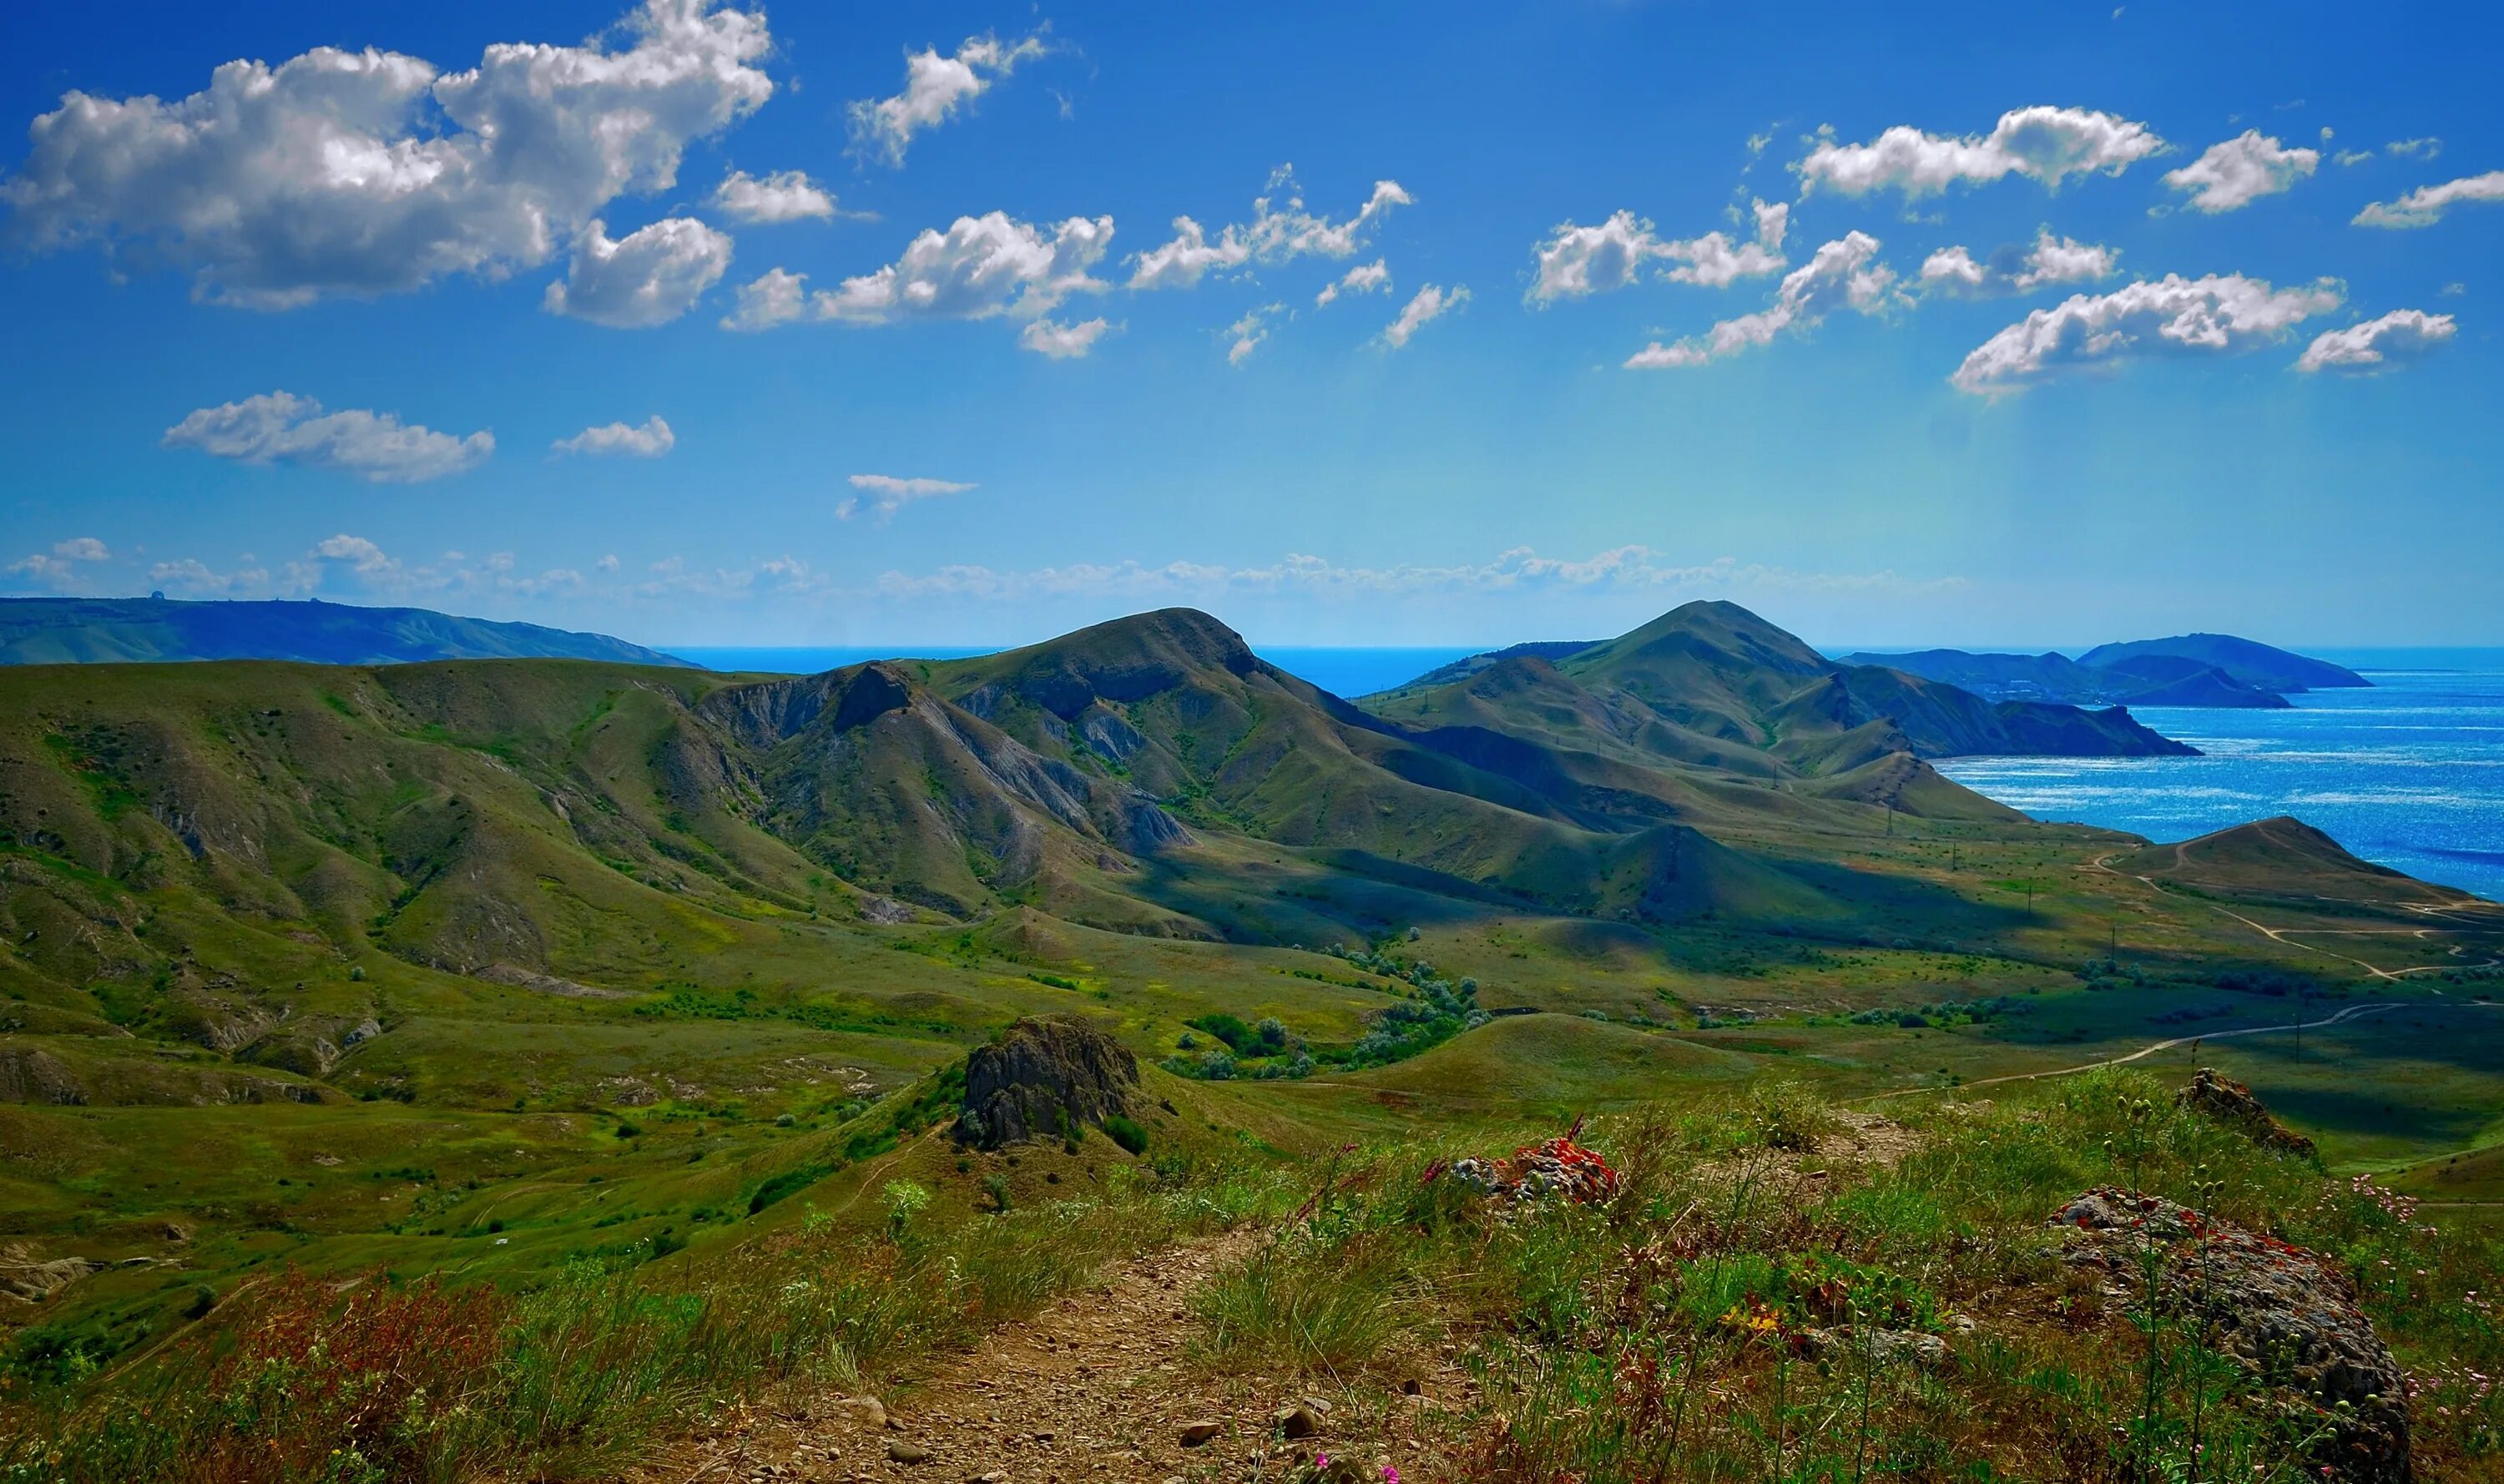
[
  {"left": 916, "top": 610, "right": 1824, "bottom": 923},
  {"left": 2077, "top": 633, "right": 2369, "bottom": 692},
  {"left": 0, "top": 597, "right": 691, "bottom": 668}
]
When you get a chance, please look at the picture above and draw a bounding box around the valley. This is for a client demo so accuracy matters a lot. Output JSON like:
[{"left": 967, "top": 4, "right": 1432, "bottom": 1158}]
[{"left": 5, "top": 601, "right": 2501, "bottom": 1395}]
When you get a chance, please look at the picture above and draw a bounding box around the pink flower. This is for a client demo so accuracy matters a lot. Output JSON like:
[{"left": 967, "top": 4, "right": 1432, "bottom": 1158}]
[{"left": 1384, "top": 1470, "right": 1401, "bottom": 1483}]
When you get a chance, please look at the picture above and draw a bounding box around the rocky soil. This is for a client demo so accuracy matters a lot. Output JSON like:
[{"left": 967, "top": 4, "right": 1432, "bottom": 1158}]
[{"left": 619, "top": 1227, "right": 1460, "bottom": 1483}]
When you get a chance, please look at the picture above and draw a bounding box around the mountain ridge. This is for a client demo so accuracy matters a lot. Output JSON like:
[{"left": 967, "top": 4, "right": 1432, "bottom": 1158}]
[{"left": 0, "top": 595, "right": 691, "bottom": 669}]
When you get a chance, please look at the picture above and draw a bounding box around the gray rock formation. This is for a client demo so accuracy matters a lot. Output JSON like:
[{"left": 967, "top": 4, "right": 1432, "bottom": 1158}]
[{"left": 955, "top": 1017, "right": 1138, "bottom": 1149}]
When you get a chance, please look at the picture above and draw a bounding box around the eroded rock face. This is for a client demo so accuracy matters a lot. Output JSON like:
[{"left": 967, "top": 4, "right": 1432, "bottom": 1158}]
[
  {"left": 2179, "top": 1067, "right": 2318, "bottom": 1156},
  {"left": 955, "top": 1017, "right": 1138, "bottom": 1149},
  {"left": 2053, "top": 1188, "right": 2406, "bottom": 1482}
]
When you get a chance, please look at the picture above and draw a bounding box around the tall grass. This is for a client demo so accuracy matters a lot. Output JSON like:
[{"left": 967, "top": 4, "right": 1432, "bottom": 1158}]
[
  {"left": 1179, "top": 1071, "right": 2504, "bottom": 1482},
  {"left": 1, "top": 1167, "right": 1285, "bottom": 1484}
]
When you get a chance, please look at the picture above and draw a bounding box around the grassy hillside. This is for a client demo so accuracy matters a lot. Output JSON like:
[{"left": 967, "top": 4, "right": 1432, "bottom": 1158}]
[{"left": 3, "top": 603, "right": 2501, "bottom": 1475}]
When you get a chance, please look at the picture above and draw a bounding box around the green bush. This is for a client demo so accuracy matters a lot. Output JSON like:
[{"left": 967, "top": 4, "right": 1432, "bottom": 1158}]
[{"left": 1103, "top": 1113, "right": 1149, "bottom": 1155}]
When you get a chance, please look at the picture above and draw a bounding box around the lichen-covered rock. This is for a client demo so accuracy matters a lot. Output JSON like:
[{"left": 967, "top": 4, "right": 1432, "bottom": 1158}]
[
  {"left": 2179, "top": 1067, "right": 2317, "bottom": 1156},
  {"left": 2052, "top": 1187, "right": 2406, "bottom": 1482},
  {"left": 955, "top": 1017, "right": 1138, "bottom": 1149}
]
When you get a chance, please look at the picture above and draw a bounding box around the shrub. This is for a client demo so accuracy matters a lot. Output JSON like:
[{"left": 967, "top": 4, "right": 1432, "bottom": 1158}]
[{"left": 1103, "top": 1114, "right": 1150, "bottom": 1155}]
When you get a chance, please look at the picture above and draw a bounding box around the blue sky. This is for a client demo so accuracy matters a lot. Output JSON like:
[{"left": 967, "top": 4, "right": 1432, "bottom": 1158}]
[{"left": 1, "top": 0, "right": 2496, "bottom": 651}]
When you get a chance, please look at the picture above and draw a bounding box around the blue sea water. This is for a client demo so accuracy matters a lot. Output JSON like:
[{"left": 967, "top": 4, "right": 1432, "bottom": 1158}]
[
  {"left": 667, "top": 644, "right": 1477, "bottom": 699},
  {"left": 1936, "top": 653, "right": 2504, "bottom": 902}
]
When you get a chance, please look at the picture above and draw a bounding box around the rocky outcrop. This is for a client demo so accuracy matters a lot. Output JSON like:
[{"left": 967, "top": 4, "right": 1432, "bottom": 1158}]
[
  {"left": 2178, "top": 1067, "right": 2317, "bottom": 1155},
  {"left": 0, "top": 1045, "right": 86, "bottom": 1104},
  {"left": 955, "top": 1017, "right": 1138, "bottom": 1149},
  {"left": 2052, "top": 1188, "right": 2406, "bottom": 1482}
]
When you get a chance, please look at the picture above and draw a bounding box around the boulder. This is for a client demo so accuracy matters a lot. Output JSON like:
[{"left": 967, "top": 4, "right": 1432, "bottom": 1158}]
[
  {"left": 2052, "top": 1187, "right": 2406, "bottom": 1481},
  {"left": 2178, "top": 1067, "right": 2316, "bottom": 1156},
  {"left": 955, "top": 1017, "right": 1139, "bottom": 1149}
]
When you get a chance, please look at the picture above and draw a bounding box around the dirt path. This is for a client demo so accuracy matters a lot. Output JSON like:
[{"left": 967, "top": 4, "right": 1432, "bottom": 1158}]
[
  {"left": 2084, "top": 852, "right": 2504, "bottom": 981},
  {"left": 624, "top": 1225, "right": 1453, "bottom": 1484},
  {"left": 1861, "top": 1001, "right": 2410, "bottom": 1102}
]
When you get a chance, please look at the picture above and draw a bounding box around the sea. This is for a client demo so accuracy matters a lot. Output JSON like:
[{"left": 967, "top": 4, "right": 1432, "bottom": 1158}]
[
  {"left": 669, "top": 644, "right": 2504, "bottom": 904},
  {"left": 1935, "top": 652, "right": 2504, "bottom": 903}
]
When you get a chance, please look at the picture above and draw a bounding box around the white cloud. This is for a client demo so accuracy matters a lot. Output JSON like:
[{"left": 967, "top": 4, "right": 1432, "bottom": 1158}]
[
  {"left": 164, "top": 391, "right": 492, "bottom": 481},
  {"left": 0, "top": 0, "right": 772, "bottom": 309},
  {"left": 719, "top": 265, "right": 810, "bottom": 331},
  {"left": 2385, "top": 138, "right": 2443, "bottom": 160},
  {"left": 726, "top": 212, "right": 1113, "bottom": 333},
  {"left": 1225, "top": 303, "right": 1285, "bottom": 364},
  {"left": 1018, "top": 316, "right": 1113, "bottom": 359},
  {"left": 839, "top": 473, "right": 975, "bottom": 522},
  {"left": 3, "top": 541, "right": 109, "bottom": 590},
  {"left": 553, "top": 415, "right": 674, "bottom": 457},
  {"left": 144, "top": 557, "right": 291, "bottom": 597},
  {"left": 711, "top": 169, "right": 836, "bottom": 224},
  {"left": 1920, "top": 230, "right": 2118, "bottom": 298},
  {"left": 1798, "top": 106, "right": 2163, "bottom": 199},
  {"left": 871, "top": 547, "right": 1964, "bottom": 603},
  {"left": 1950, "top": 272, "right": 2344, "bottom": 396},
  {"left": 1315, "top": 259, "right": 1389, "bottom": 307},
  {"left": 1382, "top": 284, "right": 1467, "bottom": 348},
  {"left": 2334, "top": 148, "right": 2375, "bottom": 167},
  {"left": 2162, "top": 130, "right": 2319, "bottom": 212},
  {"left": 2353, "top": 170, "right": 2504, "bottom": 228},
  {"left": 1128, "top": 167, "right": 1410, "bottom": 291},
  {"left": 315, "top": 533, "right": 396, "bottom": 572},
  {"left": 1527, "top": 199, "right": 1787, "bottom": 304},
  {"left": 1625, "top": 231, "right": 1895, "bottom": 369},
  {"left": 2295, "top": 309, "right": 2456, "bottom": 373},
  {"left": 542, "top": 216, "right": 731, "bottom": 326},
  {"left": 848, "top": 31, "right": 1047, "bottom": 167}
]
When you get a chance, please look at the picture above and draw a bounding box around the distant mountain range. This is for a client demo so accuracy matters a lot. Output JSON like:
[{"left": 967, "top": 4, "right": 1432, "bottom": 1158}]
[
  {"left": 0, "top": 601, "right": 2201, "bottom": 982},
  {"left": 1387, "top": 629, "right": 2366, "bottom": 712},
  {"left": 0, "top": 596, "right": 689, "bottom": 668}
]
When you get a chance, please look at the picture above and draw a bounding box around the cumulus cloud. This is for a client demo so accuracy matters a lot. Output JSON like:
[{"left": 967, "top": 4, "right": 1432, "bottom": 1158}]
[
  {"left": 1625, "top": 231, "right": 1895, "bottom": 369},
  {"left": 1018, "top": 316, "right": 1113, "bottom": 359},
  {"left": 1920, "top": 230, "right": 2118, "bottom": 298},
  {"left": 2334, "top": 148, "right": 2375, "bottom": 167},
  {"left": 1798, "top": 106, "right": 2163, "bottom": 199},
  {"left": 848, "top": 31, "right": 1047, "bottom": 167},
  {"left": 725, "top": 212, "right": 1113, "bottom": 332},
  {"left": 2353, "top": 170, "right": 2504, "bottom": 228},
  {"left": 871, "top": 547, "right": 1964, "bottom": 603},
  {"left": 1527, "top": 199, "right": 1788, "bottom": 304},
  {"left": 2295, "top": 309, "right": 2456, "bottom": 373},
  {"left": 839, "top": 473, "right": 975, "bottom": 522},
  {"left": 711, "top": 169, "right": 836, "bottom": 223},
  {"left": 2386, "top": 138, "right": 2443, "bottom": 160},
  {"left": 1382, "top": 284, "right": 1467, "bottom": 348},
  {"left": 542, "top": 216, "right": 731, "bottom": 326},
  {"left": 164, "top": 391, "right": 492, "bottom": 481},
  {"left": 553, "top": 415, "right": 674, "bottom": 457},
  {"left": 2163, "top": 130, "right": 2319, "bottom": 212},
  {"left": 1950, "top": 273, "right": 2344, "bottom": 396},
  {"left": 0, "top": 0, "right": 773, "bottom": 309},
  {"left": 3, "top": 537, "right": 114, "bottom": 591},
  {"left": 1225, "top": 303, "right": 1285, "bottom": 364},
  {"left": 1128, "top": 167, "right": 1410, "bottom": 291},
  {"left": 1315, "top": 259, "right": 1389, "bottom": 307}
]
